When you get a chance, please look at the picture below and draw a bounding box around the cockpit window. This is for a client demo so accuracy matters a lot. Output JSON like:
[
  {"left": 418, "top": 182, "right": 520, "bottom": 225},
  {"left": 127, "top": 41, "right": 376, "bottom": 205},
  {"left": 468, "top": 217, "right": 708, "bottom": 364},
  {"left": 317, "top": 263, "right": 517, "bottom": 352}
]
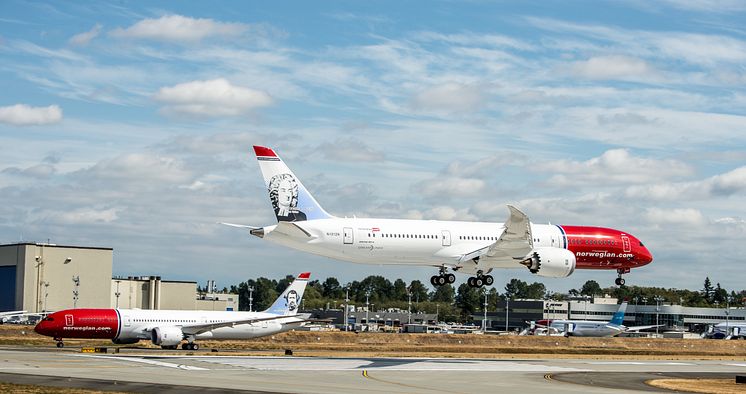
[
  {"left": 43, "top": 317, "right": 54, "bottom": 321},
  {"left": 639, "top": 242, "right": 645, "bottom": 247}
]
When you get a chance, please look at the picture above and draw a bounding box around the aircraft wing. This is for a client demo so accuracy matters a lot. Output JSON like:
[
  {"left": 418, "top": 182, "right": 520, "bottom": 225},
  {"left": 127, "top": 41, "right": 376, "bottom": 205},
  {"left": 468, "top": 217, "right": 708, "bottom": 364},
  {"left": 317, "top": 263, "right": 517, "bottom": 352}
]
[
  {"left": 181, "top": 315, "right": 305, "bottom": 336},
  {"left": 458, "top": 205, "right": 533, "bottom": 266},
  {"left": 273, "top": 222, "right": 314, "bottom": 238},
  {"left": 624, "top": 324, "right": 663, "bottom": 332}
]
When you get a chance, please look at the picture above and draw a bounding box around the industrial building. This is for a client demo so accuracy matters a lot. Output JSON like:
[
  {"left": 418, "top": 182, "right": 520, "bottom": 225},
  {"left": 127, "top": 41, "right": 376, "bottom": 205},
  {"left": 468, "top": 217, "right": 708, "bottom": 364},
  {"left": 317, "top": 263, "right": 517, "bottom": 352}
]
[
  {"left": 474, "top": 298, "right": 746, "bottom": 333},
  {"left": 0, "top": 243, "right": 236, "bottom": 313}
]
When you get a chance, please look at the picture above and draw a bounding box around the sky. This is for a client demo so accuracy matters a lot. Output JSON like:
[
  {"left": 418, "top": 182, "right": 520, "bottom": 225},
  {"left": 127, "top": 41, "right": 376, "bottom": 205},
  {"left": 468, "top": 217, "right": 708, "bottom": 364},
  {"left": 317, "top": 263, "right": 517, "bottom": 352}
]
[{"left": 1, "top": 1, "right": 746, "bottom": 294}]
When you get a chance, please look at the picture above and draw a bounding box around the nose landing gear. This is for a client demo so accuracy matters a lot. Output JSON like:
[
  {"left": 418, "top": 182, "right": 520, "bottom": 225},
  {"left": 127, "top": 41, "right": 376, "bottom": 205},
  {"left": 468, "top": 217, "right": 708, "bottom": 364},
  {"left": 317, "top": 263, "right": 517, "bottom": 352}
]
[
  {"left": 615, "top": 268, "right": 630, "bottom": 286},
  {"left": 54, "top": 337, "right": 64, "bottom": 348}
]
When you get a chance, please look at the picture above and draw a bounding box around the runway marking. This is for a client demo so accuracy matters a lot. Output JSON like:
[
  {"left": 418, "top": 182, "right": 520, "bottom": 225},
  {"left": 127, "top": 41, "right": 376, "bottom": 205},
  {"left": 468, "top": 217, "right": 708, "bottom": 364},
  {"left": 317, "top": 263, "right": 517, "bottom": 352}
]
[
  {"left": 580, "top": 361, "right": 695, "bottom": 366},
  {"left": 361, "top": 369, "right": 457, "bottom": 393},
  {"left": 68, "top": 354, "right": 209, "bottom": 370}
]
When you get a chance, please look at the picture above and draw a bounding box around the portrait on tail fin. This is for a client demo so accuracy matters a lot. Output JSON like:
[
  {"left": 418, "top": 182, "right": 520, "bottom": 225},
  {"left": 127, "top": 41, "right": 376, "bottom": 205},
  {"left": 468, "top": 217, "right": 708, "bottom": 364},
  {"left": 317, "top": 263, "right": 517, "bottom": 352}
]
[{"left": 268, "top": 173, "right": 307, "bottom": 222}]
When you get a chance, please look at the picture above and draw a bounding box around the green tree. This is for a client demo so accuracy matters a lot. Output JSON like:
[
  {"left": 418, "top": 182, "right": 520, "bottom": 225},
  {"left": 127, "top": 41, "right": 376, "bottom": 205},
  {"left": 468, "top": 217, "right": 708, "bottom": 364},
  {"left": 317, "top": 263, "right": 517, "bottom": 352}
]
[
  {"left": 580, "top": 280, "right": 602, "bottom": 297},
  {"left": 702, "top": 277, "right": 714, "bottom": 302},
  {"left": 392, "top": 279, "right": 408, "bottom": 302},
  {"left": 455, "top": 283, "right": 482, "bottom": 318},
  {"left": 322, "top": 277, "right": 343, "bottom": 299},
  {"left": 431, "top": 283, "right": 455, "bottom": 303},
  {"left": 504, "top": 279, "right": 527, "bottom": 299},
  {"left": 525, "top": 282, "right": 547, "bottom": 299},
  {"left": 408, "top": 280, "right": 429, "bottom": 303},
  {"left": 713, "top": 283, "right": 728, "bottom": 305}
]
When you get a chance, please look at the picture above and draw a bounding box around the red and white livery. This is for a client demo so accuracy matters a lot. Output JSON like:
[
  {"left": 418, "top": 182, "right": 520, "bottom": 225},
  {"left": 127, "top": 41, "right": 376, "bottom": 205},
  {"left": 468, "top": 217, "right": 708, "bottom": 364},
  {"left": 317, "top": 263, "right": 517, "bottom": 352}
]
[
  {"left": 228, "top": 146, "right": 652, "bottom": 288},
  {"left": 35, "top": 273, "right": 310, "bottom": 349}
]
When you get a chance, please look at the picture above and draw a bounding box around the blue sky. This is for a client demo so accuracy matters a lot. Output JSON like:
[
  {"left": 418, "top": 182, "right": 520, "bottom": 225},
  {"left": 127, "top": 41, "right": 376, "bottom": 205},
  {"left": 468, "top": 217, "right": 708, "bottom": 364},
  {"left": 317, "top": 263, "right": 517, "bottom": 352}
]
[{"left": 2, "top": 1, "right": 746, "bottom": 293}]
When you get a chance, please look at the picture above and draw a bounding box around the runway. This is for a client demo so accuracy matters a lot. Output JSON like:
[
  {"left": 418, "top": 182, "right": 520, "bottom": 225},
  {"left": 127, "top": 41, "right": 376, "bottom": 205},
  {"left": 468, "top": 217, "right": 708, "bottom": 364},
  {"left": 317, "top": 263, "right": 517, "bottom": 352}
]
[{"left": 0, "top": 347, "right": 743, "bottom": 393}]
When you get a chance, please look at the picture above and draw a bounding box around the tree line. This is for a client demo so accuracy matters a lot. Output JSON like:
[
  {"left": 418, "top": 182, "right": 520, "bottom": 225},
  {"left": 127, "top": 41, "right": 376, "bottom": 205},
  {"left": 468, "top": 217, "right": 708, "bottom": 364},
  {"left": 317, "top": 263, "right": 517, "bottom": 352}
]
[{"left": 223, "top": 275, "right": 745, "bottom": 322}]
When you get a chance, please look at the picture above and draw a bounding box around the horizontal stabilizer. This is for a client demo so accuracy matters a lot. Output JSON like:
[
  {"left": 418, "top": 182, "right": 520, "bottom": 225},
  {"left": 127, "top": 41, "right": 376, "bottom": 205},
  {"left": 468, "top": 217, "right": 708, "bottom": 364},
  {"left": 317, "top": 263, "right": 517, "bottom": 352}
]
[{"left": 219, "top": 222, "right": 262, "bottom": 230}]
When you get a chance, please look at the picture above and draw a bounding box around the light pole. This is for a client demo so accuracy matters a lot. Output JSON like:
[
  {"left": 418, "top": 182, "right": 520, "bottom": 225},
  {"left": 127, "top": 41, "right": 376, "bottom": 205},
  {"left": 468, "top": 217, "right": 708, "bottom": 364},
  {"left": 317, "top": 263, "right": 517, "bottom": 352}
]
[
  {"left": 365, "top": 290, "right": 370, "bottom": 328},
  {"left": 72, "top": 275, "right": 80, "bottom": 309},
  {"left": 248, "top": 285, "right": 254, "bottom": 312},
  {"left": 654, "top": 296, "right": 663, "bottom": 336},
  {"left": 482, "top": 290, "right": 488, "bottom": 332},
  {"left": 42, "top": 281, "right": 49, "bottom": 312},
  {"left": 344, "top": 287, "right": 350, "bottom": 331},
  {"left": 726, "top": 297, "right": 730, "bottom": 334},
  {"left": 114, "top": 280, "right": 121, "bottom": 308},
  {"left": 505, "top": 298, "right": 510, "bottom": 332},
  {"left": 407, "top": 290, "right": 412, "bottom": 324}
]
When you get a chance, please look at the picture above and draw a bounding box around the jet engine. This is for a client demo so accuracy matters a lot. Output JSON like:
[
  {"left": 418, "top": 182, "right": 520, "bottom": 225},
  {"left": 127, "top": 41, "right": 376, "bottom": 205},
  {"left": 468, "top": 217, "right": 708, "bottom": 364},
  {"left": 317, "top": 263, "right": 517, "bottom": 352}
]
[
  {"left": 111, "top": 338, "right": 139, "bottom": 345},
  {"left": 151, "top": 326, "right": 183, "bottom": 347},
  {"left": 522, "top": 247, "right": 576, "bottom": 278}
]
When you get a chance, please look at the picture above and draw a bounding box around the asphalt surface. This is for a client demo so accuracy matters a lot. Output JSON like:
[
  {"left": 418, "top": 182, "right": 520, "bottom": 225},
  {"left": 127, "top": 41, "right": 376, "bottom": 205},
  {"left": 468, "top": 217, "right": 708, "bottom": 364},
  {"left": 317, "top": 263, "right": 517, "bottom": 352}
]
[{"left": 1, "top": 346, "right": 745, "bottom": 393}]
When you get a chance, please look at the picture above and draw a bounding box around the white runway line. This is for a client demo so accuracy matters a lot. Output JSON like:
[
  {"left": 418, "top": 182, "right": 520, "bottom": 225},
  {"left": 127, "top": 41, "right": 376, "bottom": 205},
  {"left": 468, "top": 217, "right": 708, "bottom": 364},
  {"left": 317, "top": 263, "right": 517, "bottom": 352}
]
[
  {"left": 580, "top": 361, "right": 695, "bottom": 365},
  {"left": 68, "top": 354, "right": 209, "bottom": 370}
]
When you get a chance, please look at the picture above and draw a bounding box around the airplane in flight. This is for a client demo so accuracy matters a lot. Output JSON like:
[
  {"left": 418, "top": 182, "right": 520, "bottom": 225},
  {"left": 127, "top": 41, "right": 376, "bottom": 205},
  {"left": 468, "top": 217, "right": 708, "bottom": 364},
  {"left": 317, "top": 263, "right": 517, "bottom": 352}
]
[
  {"left": 34, "top": 273, "right": 310, "bottom": 349},
  {"left": 703, "top": 321, "right": 746, "bottom": 340},
  {"left": 531, "top": 302, "right": 661, "bottom": 337},
  {"left": 229, "top": 146, "right": 653, "bottom": 288}
]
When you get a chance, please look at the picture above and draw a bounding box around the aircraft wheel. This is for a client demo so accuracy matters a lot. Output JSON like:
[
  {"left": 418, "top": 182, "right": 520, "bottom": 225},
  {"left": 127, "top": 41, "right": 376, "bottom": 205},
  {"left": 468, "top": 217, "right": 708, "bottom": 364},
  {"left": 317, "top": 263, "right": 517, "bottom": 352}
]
[
  {"left": 430, "top": 276, "right": 438, "bottom": 286},
  {"left": 191, "top": 343, "right": 199, "bottom": 351},
  {"left": 475, "top": 277, "right": 484, "bottom": 287},
  {"left": 467, "top": 277, "right": 475, "bottom": 287},
  {"left": 484, "top": 275, "right": 494, "bottom": 286},
  {"left": 446, "top": 273, "right": 456, "bottom": 284},
  {"left": 436, "top": 275, "right": 446, "bottom": 286},
  {"left": 615, "top": 277, "right": 625, "bottom": 286},
  {"left": 181, "top": 343, "right": 188, "bottom": 350},
  {"left": 56, "top": 341, "right": 64, "bottom": 348}
]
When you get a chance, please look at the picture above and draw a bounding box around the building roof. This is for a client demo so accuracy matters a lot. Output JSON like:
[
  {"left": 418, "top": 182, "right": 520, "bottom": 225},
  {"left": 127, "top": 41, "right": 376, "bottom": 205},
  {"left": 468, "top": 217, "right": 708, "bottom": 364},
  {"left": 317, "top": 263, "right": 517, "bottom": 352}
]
[{"left": 0, "top": 242, "right": 113, "bottom": 251}]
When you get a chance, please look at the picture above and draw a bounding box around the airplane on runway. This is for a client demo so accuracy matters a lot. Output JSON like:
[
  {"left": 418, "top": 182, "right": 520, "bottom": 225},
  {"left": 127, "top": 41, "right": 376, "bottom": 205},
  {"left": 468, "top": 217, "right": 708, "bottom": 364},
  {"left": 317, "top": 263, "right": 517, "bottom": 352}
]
[
  {"left": 703, "top": 321, "right": 746, "bottom": 339},
  {"left": 226, "top": 146, "right": 653, "bottom": 288},
  {"left": 34, "top": 273, "right": 310, "bottom": 349},
  {"left": 532, "top": 302, "right": 661, "bottom": 337}
]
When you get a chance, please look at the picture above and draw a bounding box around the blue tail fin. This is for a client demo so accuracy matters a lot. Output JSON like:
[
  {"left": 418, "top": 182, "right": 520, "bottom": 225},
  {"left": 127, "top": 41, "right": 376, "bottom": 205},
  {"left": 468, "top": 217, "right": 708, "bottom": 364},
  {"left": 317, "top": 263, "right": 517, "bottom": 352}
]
[
  {"left": 253, "top": 146, "right": 333, "bottom": 222},
  {"left": 265, "top": 272, "right": 310, "bottom": 316},
  {"left": 609, "top": 302, "right": 628, "bottom": 326}
]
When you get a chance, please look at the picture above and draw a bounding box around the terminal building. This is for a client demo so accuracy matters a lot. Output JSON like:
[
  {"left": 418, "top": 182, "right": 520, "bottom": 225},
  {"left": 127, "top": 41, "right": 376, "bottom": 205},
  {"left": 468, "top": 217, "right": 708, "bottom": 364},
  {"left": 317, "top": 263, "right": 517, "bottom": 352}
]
[
  {"left": 474, "top": 298, "right": 746, "bottom": 333},
  {"left": 0, "top": 243, "right": 236, "bottom": 313}
]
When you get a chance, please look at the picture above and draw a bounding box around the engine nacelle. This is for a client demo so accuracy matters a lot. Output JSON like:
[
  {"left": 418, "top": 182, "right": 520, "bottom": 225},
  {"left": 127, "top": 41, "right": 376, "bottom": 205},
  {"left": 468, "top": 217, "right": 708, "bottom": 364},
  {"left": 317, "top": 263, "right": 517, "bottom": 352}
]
[
  {"left": 524, "top": 247, "right": 576, "bottom": 278},
  {"left": 111, "top": 338, "right": 139, "bottom": 345},
  {"left": 151, "top": 326, "right": 183, "bottom": 347}
]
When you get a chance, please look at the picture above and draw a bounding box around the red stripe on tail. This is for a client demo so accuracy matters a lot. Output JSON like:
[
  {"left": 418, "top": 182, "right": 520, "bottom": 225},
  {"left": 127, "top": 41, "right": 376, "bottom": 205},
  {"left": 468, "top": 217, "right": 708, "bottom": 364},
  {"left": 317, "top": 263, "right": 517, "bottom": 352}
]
[
  {"left": 297, "top": 272, "right": 311, "bottom": 280},
  {"left": 253, "top": 145, "right": 277, "bottom": 157}
]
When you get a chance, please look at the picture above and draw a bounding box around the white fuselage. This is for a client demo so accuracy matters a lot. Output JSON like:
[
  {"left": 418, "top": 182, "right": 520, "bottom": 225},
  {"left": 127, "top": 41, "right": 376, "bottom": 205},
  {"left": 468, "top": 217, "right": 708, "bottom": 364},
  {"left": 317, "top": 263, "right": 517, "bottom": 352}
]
[
  {"left": 116, "top": 309, "right": 303, "bottom": 341},
  {"left": 264, "top": 218, "right": 565, "bottom": 273},
  {"left": 547, "top": 320, "right": 624, "bottom": 337}
]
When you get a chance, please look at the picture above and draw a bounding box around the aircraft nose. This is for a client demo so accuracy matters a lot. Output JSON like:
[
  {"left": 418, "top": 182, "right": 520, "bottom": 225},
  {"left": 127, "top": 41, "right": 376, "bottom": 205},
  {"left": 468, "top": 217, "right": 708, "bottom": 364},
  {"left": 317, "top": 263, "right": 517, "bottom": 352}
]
[
  {"left": 639, "top": 245, "right": 653, "bottom": 265},
  {"left": 33, "top": 321, "right": 46, "bottom": 335}
]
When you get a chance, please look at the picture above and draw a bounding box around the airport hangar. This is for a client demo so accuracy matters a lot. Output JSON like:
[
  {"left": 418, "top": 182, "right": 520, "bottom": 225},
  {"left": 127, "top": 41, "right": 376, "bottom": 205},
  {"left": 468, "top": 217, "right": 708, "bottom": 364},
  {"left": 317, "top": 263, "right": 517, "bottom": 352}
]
[{"left": 0, "top": 242, "right": 237, "bottom": 314}]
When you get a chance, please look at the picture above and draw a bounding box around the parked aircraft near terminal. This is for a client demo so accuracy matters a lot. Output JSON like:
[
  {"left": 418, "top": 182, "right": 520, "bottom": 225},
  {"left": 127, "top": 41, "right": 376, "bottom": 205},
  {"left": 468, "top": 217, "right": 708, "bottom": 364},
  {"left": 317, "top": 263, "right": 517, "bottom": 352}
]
[
  {"left": 34, "top": 273, "right": 310, "bottom": 349},
  {"left": 0, "top": 310, "right": 28, "bottom": 324},
  {"left": 228, "top": 146, "right": 653, "bottom": 288},
  {"left": 532, "top": 302, "right": 660, "bottom": 337},
  {"left": 703, "top": 321, "right": 746, "bottom": 340}
]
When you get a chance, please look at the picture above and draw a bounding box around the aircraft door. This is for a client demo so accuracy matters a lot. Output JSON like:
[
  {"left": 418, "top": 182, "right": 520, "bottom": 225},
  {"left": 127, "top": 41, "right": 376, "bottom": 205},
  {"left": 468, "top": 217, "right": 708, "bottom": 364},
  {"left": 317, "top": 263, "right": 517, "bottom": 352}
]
[
  {"left": 441, "top": 230, "right": 451, "bottom": 247},
  {"left": 343, "top": 227, "right": 354, "bottom": 244},
  {"left": 124, "top": 315, "right": 131, "bottom": 327},
  {"left": 621, "top": 235, "right": 631, "bottom": 252}
]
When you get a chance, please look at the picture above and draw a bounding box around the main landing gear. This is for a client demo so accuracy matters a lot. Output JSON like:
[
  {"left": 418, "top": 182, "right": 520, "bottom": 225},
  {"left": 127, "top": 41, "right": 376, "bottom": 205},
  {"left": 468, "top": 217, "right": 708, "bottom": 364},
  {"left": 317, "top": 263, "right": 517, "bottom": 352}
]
[
  {"left": 431, "top": 266, "right": 456, "bottom": 286},
  {"left": 615, "top": 268, "right": 630, "bottom": 286},
  {"left": 467, "top": 271, "right": 494, "bottom": 288},
  {"left": 181, "top": 342, "right": 199, "bottom": 350}
]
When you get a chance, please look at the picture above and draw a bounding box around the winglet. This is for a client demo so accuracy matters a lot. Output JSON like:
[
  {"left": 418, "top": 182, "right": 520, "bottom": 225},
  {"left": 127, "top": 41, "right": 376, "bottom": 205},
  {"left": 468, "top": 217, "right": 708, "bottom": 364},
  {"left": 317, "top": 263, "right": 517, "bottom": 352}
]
[{"left": 297, "top": 272, "right": 311, "bottom": 280}]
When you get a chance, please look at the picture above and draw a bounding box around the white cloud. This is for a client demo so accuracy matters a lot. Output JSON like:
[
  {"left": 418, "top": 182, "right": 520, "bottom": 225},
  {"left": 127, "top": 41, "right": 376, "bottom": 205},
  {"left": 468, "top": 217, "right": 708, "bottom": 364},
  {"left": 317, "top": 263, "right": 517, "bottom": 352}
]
[
  {"left": 625, "top": 166, "right": 746, "bottom": 200},
  {"left": 415, "top": 177, "right": 485, "bottom": 199},
  {"left": 0, "top": 104, "right": 62, "bottom": 126},
  {"left": 570, "top": 55, "right": 655, "bottom": 80},
  {"left": 153, "top": 79, "right": 273, "bottom": 117},
  {"left": 83, "top": 153, "right": 193, "bottom": 185},
  {"left": 410, "top": 82, "right": 484, "bottom": 114},
  {"left": 110, "top": 15, "right": 248, "bottom": 43},
  {"left": 2, "top": 164, "right": 56, "bottom": 178},
  {"left": 317, "top": 138, "right": 385, "bottom": 162},
  {"left": 36, "top": 207, "right": 121, "bottom": 225},
  {"left": 645, "top": 207, "right": 706, "bottom": 226},
  {"left": 69, "top": 23, "right": 102, "bottom": 46},
  {"left": 543, "top": 149, "right": 693, "bottom": 187}
]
